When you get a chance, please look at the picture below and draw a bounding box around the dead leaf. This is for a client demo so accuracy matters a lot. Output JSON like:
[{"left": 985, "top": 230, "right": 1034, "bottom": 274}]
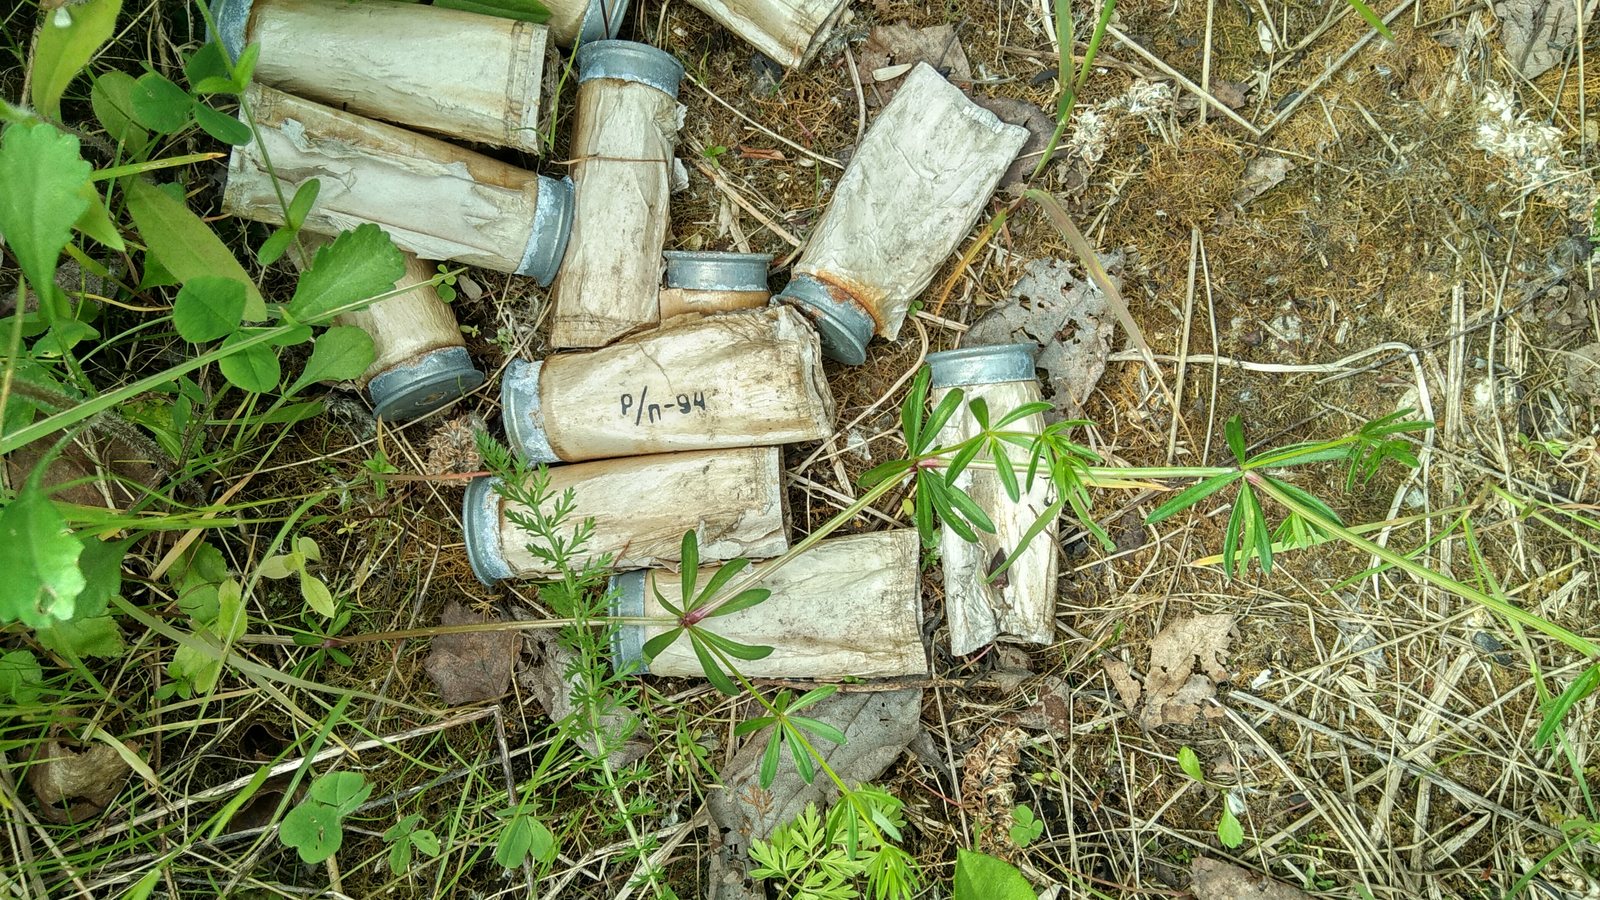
[
  {"left": 1191, "top": 857, "right": 1313, "bottom": 900},
  {"left": 1564, "top": 342, "right": 1600, "bottom": 404},
  {"left": 1231, "top": 155, "right": 1294, "bottom": 207},
  {"left": 737, "top": 145, "right": 786, "bottom": 161},
  {"left": 971, "top": 96, "right": 1055, "bottom": 188},
  {"left": 27, "top": 740, "right": 136, "bottom": 824},
  {"left": 992, "top": 643, "right": 1032, "bottom": 693},
  {"left": 964, "top": 257, "right": 1117, "bottom": 420},
  {"left": 1001, "top": 675, "right": 1072, "bottom": 734},
  {"left": 1103, "top": 658, "right": 1142, "bottom": 710},
  {"left": 517, "top": 629, "right": 648, "bottom": 767},
  {"left": 1141, "top": 614, "right": 1235, "bottom": 729},
  {"left": 1494, "top": 0, "right": 1596, "bottom": 79},
  {"left": 424, "top": 601, "right": 520, "bottom": 705},
  {"left": 708, "top": 688, "right": 922, "bottom": 845},
  {"left": 857, "top": 22, "right": 972, "bottom": 104}
]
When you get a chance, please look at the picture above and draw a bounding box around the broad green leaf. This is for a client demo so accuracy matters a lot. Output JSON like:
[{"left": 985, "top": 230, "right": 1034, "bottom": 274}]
[
  {"left": 1177, "top": 746, "right": 1203, "bottom": 782},
  {"left": 525, "top": 819, "right": 554, "bottom": 863},
  {"left": 309, "top": 771, "right": 371, "bottom": 815},
  {"left": 679, "top": 530, "right": 700, "bottom": 605},
  {"left": 30, "top": 0, "right": 123, "bottom": 120},
  {"left": 217, "top": 331, "right": 281, "bottom": 393},
  {"left": 281, "top": 801, "right": 344, "bottom": 863},
  {"left": 130, "top": 73, "right": 193, "bottom": 133},
  {"left": 124, "top": 178, "right": 266, "bottom": 319},
  {"left": 0, "top": 650, "right": 44, "bottom": 703},
  {"left": 411, "top": 828, "right": 440, "bottom": 856},
  {"left": 297, "top": 537, "right": 321, "bottom": 562},
  {"left": 73, "top": 182, "right": 125, "bottom": 250},
  {"left": 76, "top": 534, "right": 135, "bottom": 618},
  {"left": 287, "top": 224, "right": 404, "bottom": 321},
  {"left": 37, "top": 615, "right": 124, "bottom": 658},
  {"left": 172, "top": 275, "right": 247, "bottom": 343},
  {"left": 232, "top": 43, "right": 262, "bottom": 89},
  {"left": 1218, "top": 804, "right": 1244, "bottom": 848},
  {"left": 759, "top": 730, "right": 782, "bottom": 788},
  {"left": 91, "top": 72, "right": 151, "bottom": 155},
  {"left": 388, "top": 837, "right": 413, "bottom": 876},
  {"left": 1224, "top": 416, "right": 1247, "bottom": 464},
  {"left": 287, "top": 179, "right": 320, "bottom": 230},
  {"left": 257, "top": 227, "right": 295, "bottom": 266},
  {"left": 0, "top": 124, "right": 91, "bottom": 317},
  {"left": 286, "top": 326, "right": 376, "bottom": 396},
  {"left": 433, "top": 0, "right": 552, "bottom": 22},
  {"left": 184, "top": 41, "right": 231, "bottom": 90},
  {"left": 953, "top": 849, "right": 1034, "bottom": 900},
  {"left": 216, "top": 578, "right": 248, "bottom": 642},
  {"left": 0, "top": 477, "right": 87, "bottom": 627},
  {"left": 495, "top": 814, "right": 554, "bottom": 867},
  {"left": 192, "top": 101, "right": 253, "bottom": 145},
  {"left": 301, "top": 574, "right": 336, "bottom": 617}
]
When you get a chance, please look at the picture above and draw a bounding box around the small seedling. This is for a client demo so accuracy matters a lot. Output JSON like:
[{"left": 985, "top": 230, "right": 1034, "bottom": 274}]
[
  {"left": 494, "top": 811, "right": 556, "bottom": 869},
  {"left": 433, "top": 264, "right": 458, "bottom": 303},
  {"left": 383, "top": 814, "right": 441, "bottom": 876},
  {"left": 280, "top": 771, "right": 371, "bottom": 863},
  {"left": 1009, "top": 804, "right": 1044, "bottom": 847},
  {"left": 259, "top": 537, "right": 336, "bottom": 617},
  {"left": 1177, "top": 746, "right": 1245, "bottom": 849}
]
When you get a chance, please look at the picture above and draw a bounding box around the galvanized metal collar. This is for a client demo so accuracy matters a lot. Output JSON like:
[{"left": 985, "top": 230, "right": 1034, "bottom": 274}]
[
  {"left": 209, "top": 0, "right": 251, "bottom": 62},
  {"left": 925, "top": 343, "right": 1039, "bottom": 389},
  {"left": 663, "top": 251, "right": 771, "bottom": 292},
  {"left": 607, "top": 571, "right": 651, "bottom": 673},
  {"left": 369, "top": 346, "right": 484, "bottom": 423},
  {"left": 500, "top": 358, "right": 560, "bottom": 465},
  {"left": 775, "top": 273, "right": 874, "bottom": 365},
  {"left": 576, "top": 40, "right": 684, "bottom": 98},
  {"left": 577, "top": 0, "right": 631, "bottom": 46},
  {"left": 463, "top": 476, "right": 514, "bottom": 586},
  {"left": 517, "top": 175, "right": 574, "bottom": 285}
]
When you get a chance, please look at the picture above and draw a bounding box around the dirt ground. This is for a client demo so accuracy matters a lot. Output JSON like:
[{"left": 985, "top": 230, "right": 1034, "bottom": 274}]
[{"left": 4, "top": 0, "right": 1600, "bottom": 894}]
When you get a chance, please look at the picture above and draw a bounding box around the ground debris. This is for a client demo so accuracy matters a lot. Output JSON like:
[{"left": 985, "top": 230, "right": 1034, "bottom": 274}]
[
  {"left": 423, "top": 412, "right": 486, "bottom": 475},
  {"left": 1190, "top": 857, "right": 1313, "bottom": 900},
  {"left": 856, "top": 21, "right": 971, "bottom": 104},
  {"left": 1565, "top": 343, "right": 1600, "bottom": 404},
  {"left": 27, "top": 739, "right": 136, "bottom": 824},
  {"left": 708, "top": 688, "right": 921, "bottom": 845},
  {"left": 1493, "top": 0, "right": 1597, "bottom": 79},
  {"left": 1105, "top": 615, "right": 1236, "bottom": 729},
  {"left": 959, "top": 726, "right": 1024, "bottom": 858},
  {"left": 964, "top": 257, "right": 1116, "bottom": 419},
  {"left": 423, "top": 601, "right": 520, "bottom": 705},
  {"left": 1230, "top": 156, "right": 1294, "bottom": 207}
]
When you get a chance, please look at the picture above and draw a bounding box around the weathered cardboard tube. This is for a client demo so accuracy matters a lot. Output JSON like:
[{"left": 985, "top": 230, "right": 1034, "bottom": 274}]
[
  {"left": 211, "top": 0, "right": 547, "bottom": 152},
  {"left": 289, "top": 238, "right": 483, "bottom": 421},
  {"left": 550, "top": 41, "right": 684, "bottom": 348},
  {"left": 658, "top": 251, "right": 771, "bottom": 319},
  {"left": 927, "top": 344, "right": 1058, "bottom": 656},
  {"left": 543, "top": 0, "right": 631, "bottom": 47},
  {"left": 774, "top": 64, "right": 1028, "bottom": 364},
  {"left": 609, "top": 529, "right": 926, "bottom": 679},
  {"left": 222, "top": 84, "right": 573, "bottom": 285},
  {"left": 682, "top": 0, "right": 848, "bottom": 70},
  {"left": 463, "top": 447, "right": 789, "bottom": 584},
  {"left": 502, "top": 306, "right": 833, "bottom": 463}
]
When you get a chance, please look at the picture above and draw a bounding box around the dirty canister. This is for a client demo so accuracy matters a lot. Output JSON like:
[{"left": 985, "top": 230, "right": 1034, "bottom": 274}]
[
  {"left": 926, "top": 344, "right": 1058, "bottom": 656},
  {"left": 775, "top": 64, "right": 1028, "bottom": 364},
  {"left": 464, "top": 447, "right": 788, "bottom": 583},
  {"left": 223, "top": 85, "right": 573, "bottom": 285},
  {"left": 211, "top": 0, "right": 547, "bottom": 152},
  {"left": 543, "top": 0, "right": 631, "bottom": 47},
  {"left": 289, "top": 237, "right": 482, "bottom": 421},
  {"left": 658, "top": 251, "right": 771, "bottom": 319},
  {"left": 550, "top": 41, "right": 684, "bottom": 348},
  {"left": 610, "top": 529, "right": 926, "bottom": 679},
  {"left": 502, "top": 306, "right": 833, "bottom": 463},
  {"left": 682, "top": 0, "right": 848, "bottom": 70}
]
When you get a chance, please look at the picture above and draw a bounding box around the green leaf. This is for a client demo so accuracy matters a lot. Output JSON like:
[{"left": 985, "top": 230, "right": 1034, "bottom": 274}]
[
  {"left": 387, "top": 836, "right": 413, "bottom": 876},
  {"left": 901, "top": 368, "right": 929, "bottom": 456},
  {"left": 129, "top": 73, "right": 194, "bottom": 134},
  {"left": 0, "top": 476, "right": 87, "bottom": 626},
  {"left": 124, "top": 178, "right": 267, "bottom": 319},
  {"left": 1177, "top": 746, "right": 1203, "bottom": 782},
  {"left": 1145, "top": 472, "right": 1242, "bottom": 524},
  {"left": 0, "top": 650, "right": 44, "bottom": 703},
  {"left": 733, "top": 716, "right": 778, "bottom": 737},
  {"left": 695, "top": 627, "right": 774, "bottom": 661},
  {"left": 1222, "top": 488, "right": 1245, "bottom": 580},
  {"left": 495, "top": 814, "right": 554, "bottom": 867},
  {"left": 287, "top": 179, "right": 320, "bottom": 230},
  {"left": 953, "top": 849, "right": 1035, "bottom": 900},
  {"left": 695, "top": 557, "right": 750, "bottom": 610},
  {"left": 433, "top": 0, "right": 552, "bottom": 22},
  {"left": 1262, "top": 476, "right": 1344, "bottom": 528},
  {"left": 679, "top": 530, "right": 700, "bottom": 606},
  {"left": 232, "top": 43, "right": 262, "bottom": 90},
  {"left": 526, "top": 818, "right": 554, "bottom": 863},
  {"left": 788, "top": 685, "right": 835, "bottom": 712},
  {"left": 287, "top": 224, "right": 405, "bottom": 321},
  {"left": 309, "top": 771, "right": 371, "bottom": 815},
  {"left": 759, "top": 730, "right": 782, "bottom": 788},
  {"left": 921, "top": 388, "right": 964, "bottom": 453},
  {"left": 36, "top": 615, "right": 124, "bottom": 658},
  {"left": 789, "top": 728, "right": 815, "bottom": 783},
  {"left": 184, "top": 42, "right": 231, "bottom": 91},
  {"left": 995, "top": 401, "right": 1052, "bottom": 428},
  {"left": 857, "top": 459, "right": 913, "bottom": 489},
  {"left": 941, "top": 478, "right": 996, "bottom": 535},
  {"left": 30, "top": 0, "right": 123, "bottom": 120},
  {"left": 788, "top": 715, "right": 846, "bottom": 746},
  {"left": 640, "top": 627, "right": 683, "bottom": 662},
  {"left": 986, "top": 496, "right": 1063, "bottom": 584},
  {"left": 1343, "top": 0, "right": 1393, "bottom": 39},
  {"left": 217, "top": 331, "right": 281, "bottom": 393},
  {"left": 301, "top": 574, "right": 336, "bottom": 618},
  {"left": 0, "top": 123, "right": 91, "bottom": 315},
  {"left": 192, "top": 101, "right": 253, "bottom": 145},
  {"left": 90, "top": 72, "right": 151, "bottom": 155},
  {"left": 690, "top": 633, "right": 738, "bottom": 696},
  {"left": 76, "top": 534, "right": 134, "bottom": 618},
  {"left": 1218, "top": 804, "right": 1244, "bottom": 848},
  {"left": 286, "top": 326, "right": 375, "bottom": 396},
  {"left": 411, "top": 828, "right": 440, "bottom": 857},
  {"left": 172, "top": 275, "right": 247, "bottom": 343},
  {"left": 707, "top": 588, "right": 769, "bottom": 617},
  {"left": 73, "top": 181, "right": 125, "bottom": 250},
  {"left": 1535, "top": 665, "right": 1600, "bottom": 749},
  {"left": 281, "top": 801, "right": 344, "bottom": 863},
  {"left": 1224, "top": 416, "right": 1247, "bottom": 464},
  {"left": 1245, "top": 484, "right": 1271, "bottom": 574},
  {"left": 257, "top": 227, "right": 295, "bottom": 266}
]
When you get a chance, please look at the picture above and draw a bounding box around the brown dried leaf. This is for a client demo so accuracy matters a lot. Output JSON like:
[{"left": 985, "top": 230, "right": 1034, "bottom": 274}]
[
  {"left": 1191, "top": 857, "right": 1314, "bottom": 900},
  {"left": 857, "top": 22, "right": 972, "bottom": 104},
  {"left": 27, "top": 740, "right": 135, "bottom": 824},
  {"left": 1141, "top": 615, "right": 1235, "bottom": 729},
  {"left": 1103, "top": 658, "right": 1142, "bottom": 710},
  {"left": 1493, "top": 0, "right": 1595, "bottom": 79},
  {"left": 737, "top": 145, "right": 786, "bottom": 161},
  {"left": 423, "top": 601, "right": 520, "bottom": 705},
  {"left": 1231, "top": 156, "right": 1294, "bottom": 207}
]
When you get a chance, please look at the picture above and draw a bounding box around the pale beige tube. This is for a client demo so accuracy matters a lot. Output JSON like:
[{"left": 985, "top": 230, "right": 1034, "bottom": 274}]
[
  {"left": 550, "top": 42, "right": 684, "bottom": 348},
  {"left": 212, "top": 0, "right": 546, "bottom": 152},
  {"left": 501, "top": 306, "right": 835, "bottom": 463},
  {"left": 928, "top": 346, "right": 1058, "bottom": 655},
  {"left": 464, "top": 447, "right": 789, "bottom": 583},
  {"left": 223, "top": 85, "right": 572, "bottom": 284},
  {"left": 683, "top": 0, "right": 849, "bottom": 69},
  {"left": 658, "top": 251, "right": 771, "bottom": 319},
  {"left": 611, "top": 530, "right": 926, "bottom": 679}
]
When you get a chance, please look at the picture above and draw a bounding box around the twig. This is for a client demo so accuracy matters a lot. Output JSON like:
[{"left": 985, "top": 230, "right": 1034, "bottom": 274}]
[
  {"left": 688, "top": 158, "right": 802, "bottom": 247},
  {"left": 844, "top": 45, "right": 867, "bottom": 147},
  {"left": 686, "top": 76, "right": 844, "bottom": 169}
]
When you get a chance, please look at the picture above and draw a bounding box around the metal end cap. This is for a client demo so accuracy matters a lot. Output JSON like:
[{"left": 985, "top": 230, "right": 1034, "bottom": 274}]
[
  {"left": 576, "top": 40, "right": 684, "bottom": 97},
  {"left": 663, "top": 251, "right": 771, "bottom": 292},
  {"left": 368, "top": 346, "right": 484, "bottom": 422},
  {"left": 776, "top": 274, "right": 873, "bottom": 365},
  {"left": 577, "top": 0, "right": 631, "bottom": 46},
  {"left": 925, "top": 343, "right": 1039, "bottom": 389},
  {"left": 607, "top": 570, "right": 650, "bottom": 673},
  {"left": 208, "top": 0, "right": 251, "bottom": 62},
  {"left": 518, "top": 175, "right": 574, "bottom": 285},
  {"left": 463, "top": 476, "right": 514, "bottom": 586},
  {"left": 500, "top": 358, "right": 560, "bottom": 464}
]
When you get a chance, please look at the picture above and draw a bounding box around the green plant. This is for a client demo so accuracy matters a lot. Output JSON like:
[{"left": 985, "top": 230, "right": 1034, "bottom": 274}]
[
  {"left": 259, "top": 535, "right": 336, "bottom": 617},
  {"left": 748, "top": 792, "right": 911, "bottom": 900},
  {"left": 1030, "top": 0, "right": 1116, "bottom": 180},
  {"left": 384, "top": 813, "right": 443, "bottom": 876},
  {"left": 1177, "top": 746, "right": 1244, "bottom": 849},
  {"left": 952, "top": 849, "right": 1034, "bottom": 900},
  {"left": 279, "top": 770, "right": 371, "bottom": 863},
  {"left": 1008, "top": 804, "right": 1044, "bottom": 847}
]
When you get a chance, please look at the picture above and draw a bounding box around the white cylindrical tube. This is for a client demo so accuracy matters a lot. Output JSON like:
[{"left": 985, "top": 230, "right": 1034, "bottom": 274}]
[
  {"left": 463, "top": 447, "right": 789, "bottom": 583},
  {"left": 289, "top": 238, "right": 482, "bottom": 421},
  {"left": 550, "top": 41, "right": 684, "bottom": 348},
  {"left": 775, "top": 64, "right": 1028, "bottom": 364},
  {"left": 223, "top": 84, "right": 573, "bottom": 284},
  {"left": 658, "top": 251, "right": 771, "bottom": 319},
  {"left": 542, "top": 0, "right": 631, "bottom": 47},
  {"left": 927, "top": 344, "right": 1058, "bottom": 656},
  {"left": 501, "top": 306, "right": 834, "bottom": 463},
  {"left": 211, "top": 0, "right": 547, "bottom": 152},
  {"left": 682, "top": 0, "right": 848, "bottom": 69},
  {"left": 609, "top": 530, "right": 926, "bottom": 679}
]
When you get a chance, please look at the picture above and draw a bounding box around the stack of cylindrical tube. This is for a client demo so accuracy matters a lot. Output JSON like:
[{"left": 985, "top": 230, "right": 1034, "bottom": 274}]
[{"left": 214, "top": 0, "right": 1041, "bottom": 678}]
